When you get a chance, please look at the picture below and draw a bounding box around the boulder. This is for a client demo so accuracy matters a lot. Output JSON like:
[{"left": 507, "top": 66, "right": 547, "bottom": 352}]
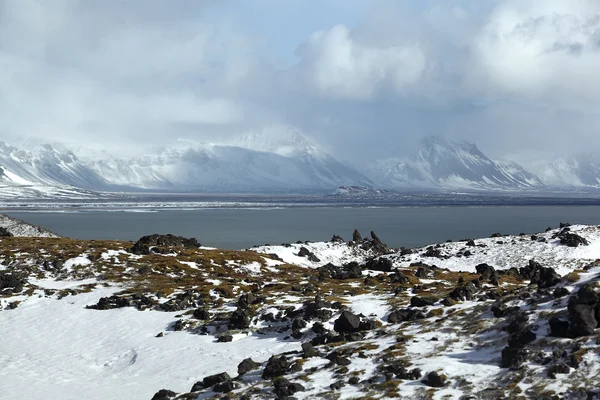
[
  {"left": 569, "top": 304, "right": 597, "bottom": 337},
  {"left": 237, "top": 358, "right": 260, "bottom": 375},
  {"left": 387, "top": 308, "right": 426, "bottom": 323},
  {"left": 151, "top": 389, "right": 178, "bottom": 400},
  {"left": 501, "top": 346, "right": 527, "bottom": 369},
  {"left": 274, "top": 377, "right": 305, "bottom": 397},
  {"left": 410, "top": 296, "right": 437, "bottom": 307},
  {"left": 549, "top": 317, "right": 570, "bottom": 338},
  {"left": 475, "top": 263, "right": 499, "bottom": 285},
  {"left": 297, "top": 247, "right": 320, "bottom": 263},
  {"left": 352, "top": 229, "right": 362, "bottom": 242},
  {"left": 334, "top": 311, "right": 361, "bottom": 333},
  {"left": 191, "top": 372, "right": 231, "bottom": 391},
  {"left": 262, "top": 356, "right": 290, "bottom": 379},
  {"left": 364, "top": 257, "right": 393, "bottom": 272},
  {"left": 422, "top": 371, "right": 446, "bottom": 388},
  {"left": 131, "top": 234, "right": 200, "bottom": 255}
]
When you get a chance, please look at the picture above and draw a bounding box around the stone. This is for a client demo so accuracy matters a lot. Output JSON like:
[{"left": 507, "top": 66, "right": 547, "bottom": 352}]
[
  {"left": 549, "top": 317, "right": 570, "bottom": 338},
  {"left": 365, "top": 257, "right": 393, "bottom": 272},
  {"left": 262, "top": 356, "right": 289, "bottom": 379},
  {"left": 422, "top": 371, "right": 446, "bottom": 387},
  {"left": 387, "top": 308, "right": 426, "bottom": 323},
  {"left": 237, "top": 358, "right": 260, "bottom": 375},
  {"left": 191, "top": 372, "right": 231, "bottom": 391},
  {"left": 410, "top": 296, "right": 437, "bottom": 307},
  {"left": 130, "top": 233, "right": 200, "bottom": 255},
  {"left": 301, "top": 342, "right": 319, "bottom": 358},
  {"left": 334, "top": 311, "right": 361, "bottom": 333},
  {"left": 151, "top": 389, "right": 178, "bottom": 400},
  {"left": 297, "top": 247, "right": 320, "bottom": 262},
  {"left": 501, "top": 346, "right": 527, "bottom": 368}
]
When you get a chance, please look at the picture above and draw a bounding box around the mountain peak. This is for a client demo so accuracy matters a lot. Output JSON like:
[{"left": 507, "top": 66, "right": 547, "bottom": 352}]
[{"left": 231, "top": 126, "right": 319, "bottom": 157}]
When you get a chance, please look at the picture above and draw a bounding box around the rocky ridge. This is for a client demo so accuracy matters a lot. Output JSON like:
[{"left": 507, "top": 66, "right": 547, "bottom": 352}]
[{"left": 1, "top": 225, "right": 600, "bottom": 399}]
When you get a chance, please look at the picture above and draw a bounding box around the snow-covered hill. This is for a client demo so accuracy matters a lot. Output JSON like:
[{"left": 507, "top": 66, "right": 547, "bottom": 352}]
[
  {"left": 534, "top": 154, "right": 600, "bottom": 188},
  {"left": 0, "top": 214, "right": 60, "bottom": 237},
  {"left": 87, "top": 129, "right": 373, "bottom": 192},
  {"left": 2, "top": 225, "right": 600, "bottom": 399},
  {"left": 367, "top": 137, "right": 545, "bottom": 190}
]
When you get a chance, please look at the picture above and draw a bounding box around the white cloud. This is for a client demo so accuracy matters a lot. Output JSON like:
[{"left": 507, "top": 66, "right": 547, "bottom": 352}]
[
  {"left": 473, "top": 0, "right": 600, "bottom": 108},
  {"left": 298, "top": 24, "right": 425, "bottom": 100}
]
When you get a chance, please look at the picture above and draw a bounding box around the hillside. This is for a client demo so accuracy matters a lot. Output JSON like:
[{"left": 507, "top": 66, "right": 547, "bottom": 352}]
[{"left": 2, "top": 224, "right": 600, "bottom": 399}]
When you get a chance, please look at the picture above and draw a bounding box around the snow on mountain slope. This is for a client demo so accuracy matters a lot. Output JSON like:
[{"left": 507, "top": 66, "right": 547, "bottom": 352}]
[
  {"left": 87, "top": 129, "right": 373, "bottom": 192},
  {"left": 366, "top": 136, "right": 545, "bottom": 190},
  {"left": 0, "top": 142, "right": 109, "bottom": 189},
  {"left": 534, "top": 154, "right": 600, "bottom": 188}
]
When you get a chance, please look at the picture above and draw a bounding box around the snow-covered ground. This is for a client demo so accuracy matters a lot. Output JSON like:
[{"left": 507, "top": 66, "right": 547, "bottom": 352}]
[
  {"left": 1, "top": 225, "right": 600, "bottom": 399},
  {"left": 0, "top": 213, "right": 60, "bottom": 237}
]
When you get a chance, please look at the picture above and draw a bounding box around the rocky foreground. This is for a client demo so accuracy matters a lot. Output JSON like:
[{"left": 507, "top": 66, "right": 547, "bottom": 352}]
[{"left": 1, "top": 224, "right": 600, "bottom": 399}]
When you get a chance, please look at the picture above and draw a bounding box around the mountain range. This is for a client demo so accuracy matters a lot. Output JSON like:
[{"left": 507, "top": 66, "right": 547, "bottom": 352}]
[{"left": 1, "top": 130, "right": 599, "bottom": 198}]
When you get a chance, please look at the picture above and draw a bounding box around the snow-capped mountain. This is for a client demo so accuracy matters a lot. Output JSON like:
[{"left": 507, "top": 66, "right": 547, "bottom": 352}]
[
  {"left": 0, "top": 142, "right": 112, "bottom": 198},
  {"left": 534, "top": 154, "right": 600, "bottom": 188},
  {"left": 366, "top": 136, "right": 544, "bottom": 190},
  {"left": 87, "top": 129, "right": 374, "bottom": 192}
]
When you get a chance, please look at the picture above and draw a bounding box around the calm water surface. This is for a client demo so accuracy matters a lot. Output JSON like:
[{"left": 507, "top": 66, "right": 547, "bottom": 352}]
[{"left": 5, "top": 206, "right": 600, "bottom": 250}]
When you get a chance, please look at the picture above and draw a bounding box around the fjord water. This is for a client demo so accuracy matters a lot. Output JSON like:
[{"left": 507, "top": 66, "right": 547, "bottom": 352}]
[{"left": 6, "top": 206, "right": 600, "bottom": 250}]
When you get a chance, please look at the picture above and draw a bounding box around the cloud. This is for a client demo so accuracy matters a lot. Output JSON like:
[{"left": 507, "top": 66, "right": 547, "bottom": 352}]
[
  {"left": 472, "top": 0, "right": 600, "bottom": 108},
  {"left": 0, "top": 0, "right": 599, "bottom": 165},
  {"left": 297, "top": 24, "right": 425, "bottom": 99}
]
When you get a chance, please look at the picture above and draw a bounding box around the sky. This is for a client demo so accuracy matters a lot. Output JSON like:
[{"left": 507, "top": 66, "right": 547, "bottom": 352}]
[{"left": 0, "top": 0, "right": 599, "bottom": 166}]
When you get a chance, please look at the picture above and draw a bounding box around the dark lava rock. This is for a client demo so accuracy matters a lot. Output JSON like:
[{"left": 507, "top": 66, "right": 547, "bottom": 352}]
[
  {"left": 476, "top": 263, "right": 499, "bottom": 285},
  {"left": 508, "top": 329, "right": 536, "bottom": 348},
  {"left": 423, "top": 246, "right": 443, "bottom": 258},
  {"left": 560, "top": 222, "right": 572, "bottom": 228},
  {"left": 0, "top": 271, "right": 27, "bottom": 294},
  {"left": 192, "top": 372, "right": 231, "bottom": 391},
  {"left": 384, "top": 363, "right": 422, "bottom": 380},
  {"left": 466, "top": 239, "right": 476, "bottom": 247},
  {"left": 334, "top": 311, "right": 361, "bottom": 333},
  {"left": 410, "top": 296, "right": 437, "bottom": 307},
  {"left": 449, "top": 282, "right": 477, "bottom": 301},
  {"left": 262, "top": 356, "right": 290, "bottom": 379},
  {"left": 238, "top": 358, "right": 260, "bottom": 375},
  {"left": 217, "top": 334, "right": 233, "bottom": 343},
  {"left": 547, "top": 363, "right": 570, "bottom": 379},
  {"left": 151, "top": 389, "right": 178, "bottom": 400},
  {"left": 318, "top": 263, "right": 362, "bottom": 280},
  {"left": 501, "top": 346, "right": 528, "bottom": 368},
  {"left": 414, "top": 266, "right": 433, "bottom": 278},
  {"left": 549, "top": 317, "right": 570, "bottom": 338},
  {"left": 352, "top": 229, "right": 363, "bottom": 242},
  {"left": 229, "top": 308, "right": 252, "bottom": 329},
  {"left": 331, "top": 234, "right": 344, "bottom": 243},
  {"left": 130, "top": 233, "right": 200, "bottom": 255},
  {"left": 193, "top": 308, "right": 210, "bottom": 320},
  {"left": 86, "top": 295, "right": 130, "bottom": 310},
  {"left": 274, "top": 377, "right": 305, "bottom": 397},
  {"left": 297, "top": 247, "right": 320, "bottom": 262},
  {"left": 520, "top": 260, "right": 561, "bottom": 288},
  {"left": 365, "top": 257, "right": 393, "bottom": 272},
  {"left": 569, "top": 304, "right": 597, "bottom": 337},
  {"left": 422, "top": 371, "right": 446, "bottom": 387},
  {"left": 553, "top": 287, "right": 570, "bottom": 298},
  {"left": 213, "top": 380, "right": 235, "bottom": 393},
  {"left": 559, "top": 232, "right": 589, "bottom": 247},
  {"left": 370, "top": 231, "right": 388, "bottom": 253},
  {"left": 390, "top": 271, "right": 410, "bottom": 284},
  {"left": 387, "top": 308, "right": 426, "bottom": 323},
  {"left": 0, "top": 227, "right": 13, "bottom": 237},
  {"left": 302, "top": 342, "right": 319, "bottom": 358}
]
